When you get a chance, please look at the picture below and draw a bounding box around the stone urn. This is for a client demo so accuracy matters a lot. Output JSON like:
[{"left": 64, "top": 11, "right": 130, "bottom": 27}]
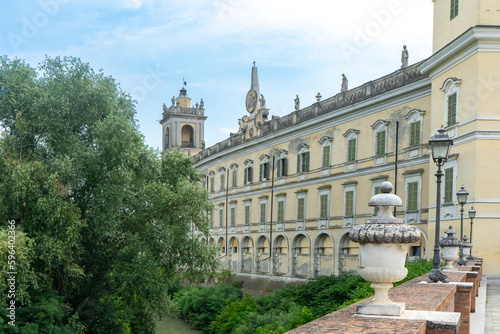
[
  {"left": 440, "top": 226, "right": 460, "bottom": 271},
  {"left": 349, "top": 182, "right": 420, "bottom": 316},
  {"left": 461, "top": 235, "right": 472, "bottom": 258}
]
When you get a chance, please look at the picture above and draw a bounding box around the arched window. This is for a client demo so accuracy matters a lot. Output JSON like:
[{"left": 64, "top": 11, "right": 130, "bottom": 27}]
[{"left": 181, "top": 125, "right": 194, "bottom": 147}]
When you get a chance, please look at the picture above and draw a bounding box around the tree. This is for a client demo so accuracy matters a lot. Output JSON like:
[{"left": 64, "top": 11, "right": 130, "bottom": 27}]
[{"left": 0, "top": 56, "right": 218, "bottom": 333}]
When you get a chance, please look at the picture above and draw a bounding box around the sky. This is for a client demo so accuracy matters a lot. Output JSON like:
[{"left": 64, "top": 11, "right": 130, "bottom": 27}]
[{"left": 1, "top": 0, "right": 434, "bottom": 150}]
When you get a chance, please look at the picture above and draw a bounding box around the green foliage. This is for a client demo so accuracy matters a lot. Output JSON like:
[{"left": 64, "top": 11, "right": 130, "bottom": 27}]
[
  {"left": 174, "top": 284, "right": 242, "bottom": 333},
  {"left": 0, "top": 56, "right": 218, "bottom": 333},
  {"left": 209, "top": 294, "right": 257, "bottom": 334},
  {"left": 394, "top": 259, "right": 433, "bottom": 287}
]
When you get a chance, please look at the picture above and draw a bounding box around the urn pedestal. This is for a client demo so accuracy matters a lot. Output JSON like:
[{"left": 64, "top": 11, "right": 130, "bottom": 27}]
[
  {"left": 440, "top": 226, "right": 459, "bottom": 272},
  {"left": 349, "top": 182, "right": 420, "bottom": 316}
]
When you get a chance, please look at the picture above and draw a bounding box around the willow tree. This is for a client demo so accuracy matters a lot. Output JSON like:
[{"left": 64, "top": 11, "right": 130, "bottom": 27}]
[{"left": 0, "top": 56, "right": 218, "bottom": 333}]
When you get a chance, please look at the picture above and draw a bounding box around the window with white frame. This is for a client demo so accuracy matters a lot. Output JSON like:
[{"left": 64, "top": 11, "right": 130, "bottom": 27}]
[
  {"left": 442, "top": 158, "right": 458, "bottom": 218},
  {"left": 230, "top": 163, "right": 238, "bottom": 188},
  {"left": 440, "top": 78, "right": 461, "bottom": 128},
  {"left": 277, "top": 150, "right": 288, "bottom": 178},
  {"left": 371, "top": 120, "right": 389, "bottom": 157},
  {"left": 371, "top": 177, "right": 388, "bottom": 215},
  {"left": 209, "top": 171, "right": 215, "bottom": 193},
  {"left": 318, "top": 188, "right": 330, "bottom": 220},
  {"left": 219, "top": 167, "right": 226, "bottom": 191},
  {"left": 343, "top": 129, "right": 360, "bottom": 163},
  {"left": 259, "top": 198, "right": 267, "bottom": 224},
  {"left": 277, "top": 196, "right": 285, "bottom": 223},
  {"left": 403, "top": 170, "right": 423, "bottom": 224},
  {"left": 319, "top": 136, "right": 333, "bottom": 168},
  {"left": 405, "top": 109, "right": 425, "bottom": 148},
  {"left": 296, "top": 144, "right": 310, "bottom": 173},
  {"left": 243, "top": 159, "right": 253, "bottom": 185},
  {"left": 296, "top": 193, "right": 307, "bottom": 222},
  {"left": 218, "top": 204, "right": 224, "bottom": 227},
  {"left": 243, "top": 201, "right": 251, "bottom": 226},
  {"left": 342, "top": 182, "right": 357, "bottom": 226},
  {"left": 230, "top": 202, "right": 236, "bottom": 226},
  {"left": 259, "top": 155, "right": 270, "bottom": 182}
]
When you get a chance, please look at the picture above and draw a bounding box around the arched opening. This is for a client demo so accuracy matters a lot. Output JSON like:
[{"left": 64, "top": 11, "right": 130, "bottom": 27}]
[
  {"left": 338, "top": 232, "right": 359, "bottom": 274},
  {"left": 407, "top": 227, "right": 428, "bottom": 261},
  {"left": 256, "top": 235, "right": 269, "bottom": 273},
  {"left": 209, "top": 237, "right": 215, "bottom": 246},
  {"left": 217, "top": 237, "right": 226, "bottom": 258},
  {"left": 241, "top": 236, "right": 254, "bottom": 272},
  {"left": 181, "top": 124, "right": 194, "bottom": 147},
  {"left": 292, "top": 234, "right": 310, "bottom": 277},
  {"left": 273, "top": 235, "right": 289, "bottom": 275},
  {"left": 313, "top": 233, "right": 334, "bottom": 277},
  {"left": 229, "top": 237, "right": 239, "bottom": 271}
]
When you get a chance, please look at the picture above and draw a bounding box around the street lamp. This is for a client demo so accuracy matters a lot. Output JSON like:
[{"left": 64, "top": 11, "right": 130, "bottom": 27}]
[
  {"left": 428, "top": 127, "right": 453, "bottom": 283},
  {"left": 467, "top": 206, "right": 476, "bottom": 260},
  {"left": 456, "top": 185, "right": 469, "bottom": 265}
]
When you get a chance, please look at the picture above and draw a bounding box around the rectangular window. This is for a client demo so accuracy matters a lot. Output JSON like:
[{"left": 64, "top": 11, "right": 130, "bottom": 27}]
[
  {"left": 376, "top": 131, "right": 386, "bottom": 156},
  {"left": 278, "top": 157, "right": 287, "bottom": 177},
  {"left": 230, "top": 206, "right": 236, "bottom": 226},
  {"left": 447, "top": 93, "right": 457, "bottom": 126},
  {"left": 347, "top": 139, "right": 356, "bottom": 162},
  {"left": 244, "top": 205, "right": 250, "bottom": 225},
  {"left": 244, "top": 166, "right": 253, "bottom": 184},
  {"left": 444, "top": 168, "right": 454, "bottom": 203},
  {"left": 450, "top": 0, "right": 459, "bottom": 20},
  {"left": 322, "top": 146, "right": 330, "bottom": 167},
  {"left": 320, "top": 194, "right": 328, "bottom": 219},
  {"left": 297, "top": 152, "right": 310, "bottom": 173},
  {"left": 210, "top": 175, "right": 214, "bottom": 193},
  {"left": 277, "top": 200, "right": 284, "bottom": 222},
  {"left": 297, "top": 198, "right": 305, "bottom": 221},
  {"left": 409, "top": 121, "right": 421, "bottom": 147},
  {"left": 407, "top": 182, "right": 419, "bottom": 211},
  {"left": 345, "top": 191, "right": 354, "bottom": 216},
  {"left": 210, "top": 210, "right": 214, "bottom": 228},
  {"left": 260, "top": 203, "right": 266, "bottom": 223},
  {"left": 232, "top": 168, "right": 237, "bottom": 188},
  {"left": 220, "top": 173, "right": 225, "bottom": 190},
  {"left": 259, "top": 162, "right": 269, "bottom": 181},
  {"left": 219, "top": 206, "right": 224, "bottom": 227}
]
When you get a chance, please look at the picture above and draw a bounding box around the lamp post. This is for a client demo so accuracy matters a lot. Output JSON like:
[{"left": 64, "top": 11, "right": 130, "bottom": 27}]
[
  {"left": 428, "top": 127, "right": 453, "bottom": 283},
  {"left": 456, "top": 185, "right": 469, "bottom": 266},
  {"left": 467, "top": 206, "right": 476, "bottom": 260}
]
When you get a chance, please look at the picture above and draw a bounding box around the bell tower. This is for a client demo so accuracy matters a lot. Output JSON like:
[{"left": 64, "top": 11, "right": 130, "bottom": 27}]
[
  {"left": 432, "top": 0, "right": 500, "bottom": 52},
  {"left": 159, "top": 83, "right": 207, "bottom": 156}
]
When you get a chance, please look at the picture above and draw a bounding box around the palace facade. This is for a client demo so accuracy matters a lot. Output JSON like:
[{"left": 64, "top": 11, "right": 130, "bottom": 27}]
[{"left": 160, "top": 0, "right": 500, "bottom": 276}]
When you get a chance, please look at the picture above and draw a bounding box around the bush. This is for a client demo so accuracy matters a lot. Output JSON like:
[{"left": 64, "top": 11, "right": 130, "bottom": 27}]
[
  {"left": 394, "top": 259, "right": 433, "bottom": 287},
  {"left": 174, "top": 284, "right": 241, "bottom": 333}
]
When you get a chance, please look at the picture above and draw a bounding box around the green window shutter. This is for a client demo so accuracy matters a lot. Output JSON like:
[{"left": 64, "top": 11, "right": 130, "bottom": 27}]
[
  {"left": 297, "top": 154, "right": 301, "bottom": 173},
  {"left": 259, "top": 164, "right": 263, "bottom": 181},
  {"left": 297, "top": 198, "right": 305, "bottom": 221},
  {"left": 248, "top": 167, "right": 252, "bottom": 183},
  {"left": 244, "top": 205, "right": 250, "bottom": 225},
  {"left": 320, "top": 194, "right": 328, "bottom": 219},
  {"left": 220, "top": 173, "right": 225, "bottom": 190},
  {"left": 277, "top": 160, "right": 282, "bottom": 178},
  {"left": 210, "top": 175, "right": 214, "bottom": 193},
  {"left": 407, "top": 182, "right": 418, "bottom": 211},
  {"left": 283, "top": 157, "right": 287, "bottom": 176},
  {"left": 230, "top": 207, "right": 236, "bottom": 226},
  {"left": 265, "top": 162, "right": 269, "bottom": 180},
  {"left": 219, "top": 207, "right": 224, "bottom": 227},
  {"left": 232, "top": 169, "right": 237, "bottom": 187},
  {"left": 448, "top": 93, "right": 457, "bottom": 126},
  {"left": 450, "top": 0, "right": 459, "bottom": 19},
  {"left": 345, "top": 191, "right": 354, "bottom": 216},
  {"left": 277, "top": 201, "right": 284, "bottom": 222},
  {"left": 444, "top": 168, "right": 454, "bottom": 203},
  {"left": 322, "top": 146, "right": 330, "bottom": 167},
  {"left": 410, "top": 121, "right": 421, "bottom": 147},
  {"left": 305, "top": 152, "right": 310, "bottom": 172},
  {"left": 348, "top": 139, "right": 356, "bottom": 162},
  {"left": 376, "top": 131, "right": 386, "bottom": 156},
  {"left": 260, "top": 203, "right": 266, "bottom": 223}
]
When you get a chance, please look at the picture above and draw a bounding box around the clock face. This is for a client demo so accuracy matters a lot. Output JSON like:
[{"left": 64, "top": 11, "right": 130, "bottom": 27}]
[{"left": 246, "top": 89, "right": 258, "bottom": 113}]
